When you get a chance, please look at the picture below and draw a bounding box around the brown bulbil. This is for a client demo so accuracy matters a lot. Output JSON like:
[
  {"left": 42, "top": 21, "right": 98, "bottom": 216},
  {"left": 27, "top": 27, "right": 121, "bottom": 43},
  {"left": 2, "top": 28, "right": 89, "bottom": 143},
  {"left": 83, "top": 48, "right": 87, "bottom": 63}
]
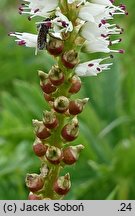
[
  {"left": 47, "top": 38, "right": 64, "bottom": 56},
  {"left": 62, "top": 145, "right": 84, "bottom": 165},
  {"left": 61, "top": 117, "right": 79, "bottom": 142},
  {"left": 28, "top": 192, "right": 43, "bottom": 200},
  {"left": 32, "top": 120, "right": 51, "bottom": 140},
  {"left": 43, "top": 93, "right": 54, "bottom": 102},
  {"left": 38, "top": 70, "right": 48, "bottom": 81},
  {"left": 46, "top": 146, "right": 62, "bottom": 165},
  {"left": 45, "top": 118, "right": 58, "bottom": 129},
  {"left": 62, "top": 50, "right": 78, "bottom": 69},
  {"left": 26, "top": 174, "right": 44, "bottom": 192},
  {"left": 38, "top": 70, "right": 56, "bottom": 94},
  {"left": 41, "top": 79, "right": 56, "bottom": 94},
  {"left": 69, "top": 75, "right": 81, "bottom": 94},
  {"left": 43, "top": 110, "right": 59, "bottom": 129},
  {"left": 53, "top": 173, "right": 71, "bottom": 195},
  {"left": 33, "top": 138, "right": 48, "bottom": 157},
  {"left": 53, "top": 96, "right": 69, "bottom": 113},
  {"left": 69, "top": 98, "right": 89, "bottom": 115},
  {"left": 49, "top": 66, "right": 65, "bottom": 86}
]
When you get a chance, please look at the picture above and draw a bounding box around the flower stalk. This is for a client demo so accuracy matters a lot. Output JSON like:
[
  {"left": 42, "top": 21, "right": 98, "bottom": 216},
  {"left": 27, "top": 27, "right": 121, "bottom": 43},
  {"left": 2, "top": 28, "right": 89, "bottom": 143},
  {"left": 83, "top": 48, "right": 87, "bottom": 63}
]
[{"left": 10, "top": 0, "right": 126, "bottom": 199}]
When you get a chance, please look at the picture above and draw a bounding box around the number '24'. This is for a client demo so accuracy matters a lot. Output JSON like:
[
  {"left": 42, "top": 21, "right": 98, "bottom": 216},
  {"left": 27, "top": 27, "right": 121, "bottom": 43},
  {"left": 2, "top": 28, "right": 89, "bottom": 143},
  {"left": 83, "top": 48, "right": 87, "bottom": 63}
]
[{"left": 120, "top": 203, "right": 132, "bottom": 211}]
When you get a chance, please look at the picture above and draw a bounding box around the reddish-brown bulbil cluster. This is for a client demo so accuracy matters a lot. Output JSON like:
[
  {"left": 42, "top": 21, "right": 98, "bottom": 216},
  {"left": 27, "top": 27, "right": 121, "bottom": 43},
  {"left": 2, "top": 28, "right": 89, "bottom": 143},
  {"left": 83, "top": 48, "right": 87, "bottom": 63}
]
[{"left": 26, "top": 32, "right": 88, "bottom": 200}]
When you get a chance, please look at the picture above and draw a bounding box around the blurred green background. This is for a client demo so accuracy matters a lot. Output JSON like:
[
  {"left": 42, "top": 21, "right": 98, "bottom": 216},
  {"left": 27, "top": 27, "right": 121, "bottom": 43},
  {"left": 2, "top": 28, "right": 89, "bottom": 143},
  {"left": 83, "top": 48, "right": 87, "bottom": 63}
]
[{"left": 0, "top": 0, "right": 135, "bottom": 200}]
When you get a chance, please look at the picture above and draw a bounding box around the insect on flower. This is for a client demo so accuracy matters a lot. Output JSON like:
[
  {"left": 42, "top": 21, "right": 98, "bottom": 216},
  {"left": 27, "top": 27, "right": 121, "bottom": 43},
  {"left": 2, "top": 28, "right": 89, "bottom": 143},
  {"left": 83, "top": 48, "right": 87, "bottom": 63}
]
[{"left": 37, "top": 18, "right": 52, "bottom": 50}]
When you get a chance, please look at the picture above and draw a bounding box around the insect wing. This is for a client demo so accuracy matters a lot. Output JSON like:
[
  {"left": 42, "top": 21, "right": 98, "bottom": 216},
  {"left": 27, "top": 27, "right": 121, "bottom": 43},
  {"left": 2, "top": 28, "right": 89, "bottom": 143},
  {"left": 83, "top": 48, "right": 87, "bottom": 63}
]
[{"left": 37, "top": 24, "right": 48, "bottom": 50}]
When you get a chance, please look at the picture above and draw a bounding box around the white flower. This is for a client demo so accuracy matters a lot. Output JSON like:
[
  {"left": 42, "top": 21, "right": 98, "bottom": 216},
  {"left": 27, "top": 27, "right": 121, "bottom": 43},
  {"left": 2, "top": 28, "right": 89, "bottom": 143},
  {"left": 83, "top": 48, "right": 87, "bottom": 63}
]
[
  {"left": 36, "top": 11, "right": 73, "bottom": 33},
  {"left": 82, "top": 35, "right": 124, "bottom": 54},
  {"left": 79, "top": 2, "right": 126, "bottom": 23},
  {"left": 19, "top": 0, "right": 58, "bottom": 19},
  {"left": 75, "top": 57, "right": 113, "bottom": 76},
  {"left": 90, "top": 0, "right": 113, "bottom": 6},
  {"left": 79, "top": 2, "right": 106, "bottom": 23},
  {"left": 52, "top": 11, "right": 73, "bottom": 33},
  {"left": 90, "top": 0, "right": 127, "bottom": 11},
  {"left": 81, "top": 21, "right": 122, "bottom": 39},
  {"left": 82, "top": 37, "right": 110, "bottom": 53},
  {"left": 80, "top": 21, "right": 123, "bottom": 53},
  {"left": 9, "top": 32, "right": 37, "bottom": 47},
  {"left": 79, "top": 1, "right": 125, "bottom": 54}
]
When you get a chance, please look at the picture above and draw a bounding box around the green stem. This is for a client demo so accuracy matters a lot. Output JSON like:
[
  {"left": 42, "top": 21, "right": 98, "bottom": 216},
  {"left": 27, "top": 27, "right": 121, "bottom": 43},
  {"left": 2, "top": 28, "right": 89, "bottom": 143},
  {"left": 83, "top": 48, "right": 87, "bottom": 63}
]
[{"left": 44, "top": 165, "right": 61, "bottom": 199}]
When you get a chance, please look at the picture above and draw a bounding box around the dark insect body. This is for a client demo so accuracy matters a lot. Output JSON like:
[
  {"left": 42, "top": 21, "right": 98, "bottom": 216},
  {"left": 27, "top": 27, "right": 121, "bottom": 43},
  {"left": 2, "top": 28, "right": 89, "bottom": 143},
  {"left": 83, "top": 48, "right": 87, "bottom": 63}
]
[{"left": 37, "top": 18, "right": 51, "bottom": 50}]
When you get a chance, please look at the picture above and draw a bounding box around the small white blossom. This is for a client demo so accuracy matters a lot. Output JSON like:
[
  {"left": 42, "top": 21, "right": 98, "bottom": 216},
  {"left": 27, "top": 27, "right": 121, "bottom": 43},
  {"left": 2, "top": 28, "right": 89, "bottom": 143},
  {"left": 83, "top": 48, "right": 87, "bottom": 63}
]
[
  {"left": 75, "top": 57, "right": 113, "bottom": 76},
  {"left": 79, "top": 2, "right": 126, "bottom": 24},
  {"left": 53, "top": 11, "right": 73, "bottom": 33},
  {"left": 79, "top": 2, "right": 106, "bottom": 23},
  {"left": 80, "top": 21, "right": 123, "bottom": 53},
  {"left": 82, "top": 37, "right": 110, "bottom": 53},
  {"left": 36, "top": 11, "right": 73, "bottom": 33},
  {"left": 82, "top": 35, "right": 124, "bottom": 54},
  {"left": 90, "top": 0, "right": 113, "bottom": 6},
  {"left": 78, "top": 0, "right": 126, "bottom": 56},
  {"left": 81, "top": 21, "right": 122, "bottom": 39},
  {"left": 9, "top": 32, "right": 37, "bottom": 48},
  {"left": 19, "top": 0, "right": 58, "bottom": 19}
]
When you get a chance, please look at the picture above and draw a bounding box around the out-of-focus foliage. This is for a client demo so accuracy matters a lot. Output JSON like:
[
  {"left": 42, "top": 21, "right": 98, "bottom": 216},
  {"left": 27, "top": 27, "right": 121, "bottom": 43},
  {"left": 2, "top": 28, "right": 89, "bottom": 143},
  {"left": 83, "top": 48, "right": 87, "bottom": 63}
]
[{"left": 0, "top": 0, "right": 135, "bottom": 199}]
